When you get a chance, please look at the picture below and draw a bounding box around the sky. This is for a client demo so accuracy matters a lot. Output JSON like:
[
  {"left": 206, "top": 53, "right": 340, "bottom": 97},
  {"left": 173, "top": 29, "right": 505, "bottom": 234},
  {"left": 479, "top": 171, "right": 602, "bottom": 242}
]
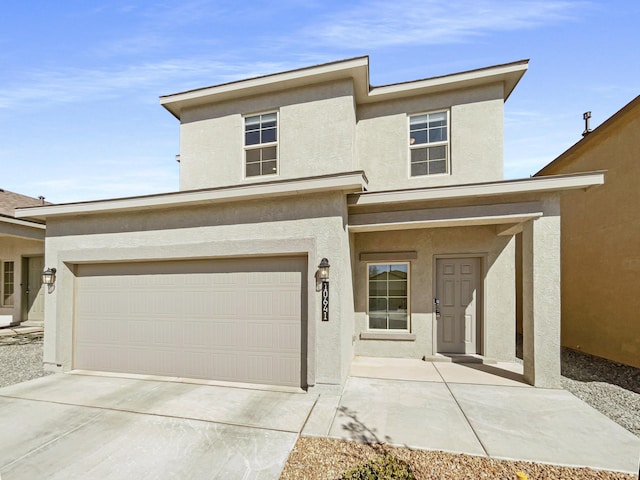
[{"left": 1, "top": 0, "right": 638, "bottom": 203}]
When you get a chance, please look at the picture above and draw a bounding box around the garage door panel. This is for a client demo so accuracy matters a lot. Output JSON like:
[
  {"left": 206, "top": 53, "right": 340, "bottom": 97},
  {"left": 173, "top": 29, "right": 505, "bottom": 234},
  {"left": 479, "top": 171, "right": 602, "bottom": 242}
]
[{"left": 75, "top": 257, "right": 305, "bottom": 387}]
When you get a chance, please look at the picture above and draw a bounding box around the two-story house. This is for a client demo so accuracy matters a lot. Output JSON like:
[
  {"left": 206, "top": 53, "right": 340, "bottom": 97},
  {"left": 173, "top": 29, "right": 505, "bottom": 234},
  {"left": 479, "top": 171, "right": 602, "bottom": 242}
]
[{"left": 16, "top": 57, "right": 604, "bottom": 391}]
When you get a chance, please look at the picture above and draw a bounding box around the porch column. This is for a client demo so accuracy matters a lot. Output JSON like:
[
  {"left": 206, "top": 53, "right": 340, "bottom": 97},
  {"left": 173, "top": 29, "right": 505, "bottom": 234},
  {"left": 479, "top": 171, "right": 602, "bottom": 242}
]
[{"left": 521, "top": 201, "right": 561, "bottom": 388}]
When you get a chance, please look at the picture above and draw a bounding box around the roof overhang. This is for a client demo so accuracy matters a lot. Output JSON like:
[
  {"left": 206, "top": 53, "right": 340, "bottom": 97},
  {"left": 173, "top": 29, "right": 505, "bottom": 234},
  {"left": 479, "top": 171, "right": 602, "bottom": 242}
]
[
  {"left": 348, "top": 171, "right": 605, "bottom": 209},
  {"left": 15, "top": 171, "right": 368, "bottom": 222},
  {"left": 0, "top": 215, "right": 46, "bottom": 240},
  {"left": 160, "top": 57, "right": 529, "bottom": 119}
]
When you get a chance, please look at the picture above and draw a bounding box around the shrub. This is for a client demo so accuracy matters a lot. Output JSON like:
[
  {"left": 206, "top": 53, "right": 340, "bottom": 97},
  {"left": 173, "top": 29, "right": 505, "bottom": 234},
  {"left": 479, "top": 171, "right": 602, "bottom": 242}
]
[{"left": 341, "top": 452, "right": 415, "bottom": 480}]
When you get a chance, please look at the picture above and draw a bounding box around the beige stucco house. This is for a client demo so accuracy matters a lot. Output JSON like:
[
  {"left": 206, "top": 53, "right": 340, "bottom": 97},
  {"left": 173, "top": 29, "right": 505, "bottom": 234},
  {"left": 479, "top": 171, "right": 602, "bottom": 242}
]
[
  {"left": 0, "top": 190, "right": 46, "bottom": 328},
  {"left": 535, "top": 96, "right": 639, "bottom": 368},
  {"left": 16, "top": 57, "right": 604, "bottom": 391}
]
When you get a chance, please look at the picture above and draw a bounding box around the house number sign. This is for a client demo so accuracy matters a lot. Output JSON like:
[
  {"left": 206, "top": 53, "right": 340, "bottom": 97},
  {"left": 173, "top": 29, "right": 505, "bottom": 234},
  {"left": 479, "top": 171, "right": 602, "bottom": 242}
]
[{"left": 321, "top": 281, "right": 329, "bottom": 321}]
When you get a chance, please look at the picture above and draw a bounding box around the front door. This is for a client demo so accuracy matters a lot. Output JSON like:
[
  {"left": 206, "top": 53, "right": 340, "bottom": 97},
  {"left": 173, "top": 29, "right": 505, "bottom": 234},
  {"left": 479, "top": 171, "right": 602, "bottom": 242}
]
[
  {"left": 436, "top": 257, "right": 481, "bottom": 354},
  {"left": 25, "top": 256, "right": 45, "bottom": 322}
]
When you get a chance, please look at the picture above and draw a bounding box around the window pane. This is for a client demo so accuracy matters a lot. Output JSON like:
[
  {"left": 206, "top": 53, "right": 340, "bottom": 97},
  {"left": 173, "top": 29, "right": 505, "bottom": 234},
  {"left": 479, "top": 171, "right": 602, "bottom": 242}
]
[
  {"left": 428, "top": 127, "right": 446, "bottom": 143},
  {"left": 428, "top": 145, "right": 446, "bottom": 160},
  {"left": 262, "top": 160, "right": 277, "bottom": 175},
  {"left": 369, "top": 280, "right": 387, "bottom": 296},
  {"left": 3, "top": 261, "right": 14, "bottom": 306},
  {"left": 369, "top": 298, "right": 387, "bottom": 313},
  {"left": 262, "top": 145, "right": 277, "bottom": 160},
  {"left": 429, "top": 160, "right": 447, "bottom": 175},
  {"left": 411, "top": 162, "right": 428, "bottom": 176},
  {"left": 388, "top": 297, "right": 407, "bottom": 312},
  {"left": 388, "top": 280, "right": 407, "bottom": 297},
  {"left": 388, "top": 314, "right": 408, "bottom": 330},
  {"left": 368, "top": 264, "right": 389, "bottom": 279},
  {"left": 410, "top": 130, "right": 427, "bottom": 145},
  {"left": 410, "top": 115, "right": 427, "bottom": 128},
  {"left": 261, "top": 113, "right": 277, "bottom": 127},
  {"left": 369, "top": 314, "right": 387, "bottom": 330},
  {"left": 246, "top": 148, "right": 260, "bottom": 163},
  {"left": 261, "top": 127, "right": 276, "bottom": 143},
  {"left": 246, "top": 162, "right": 261, "bottom": 177},
  {"left": 389, "top": 264, "right": 407, "bottom": 277},
  {"left": 410, "top": 148, "right": 427, "bottom": 163},
  {"left": 428, "top": 112, "right": 446, "bottom": 126},
  {"left": 245, "top": 131, "right": 260, "bottom": 145},
  {"left": 245, "top": 115, "right": 260, "bottom": 130}
]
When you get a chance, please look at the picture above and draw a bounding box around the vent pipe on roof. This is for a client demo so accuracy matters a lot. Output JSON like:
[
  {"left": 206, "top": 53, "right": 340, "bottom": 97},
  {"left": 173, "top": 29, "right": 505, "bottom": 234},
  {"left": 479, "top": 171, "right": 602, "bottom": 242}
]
[
  {"left": 38, "top": 196, "right": 45, "bottom": 204},
  {"left": 582, "top": 111, "right": 592, "bottom": 137}
]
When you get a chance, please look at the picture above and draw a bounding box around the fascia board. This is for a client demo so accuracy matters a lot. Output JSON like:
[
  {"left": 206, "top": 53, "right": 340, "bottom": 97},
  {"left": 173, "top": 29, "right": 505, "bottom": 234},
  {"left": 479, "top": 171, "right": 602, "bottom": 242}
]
[
  {"left": 348, "top": 171, "right": 605, "bottom": 207},
  {"left": 364, "top": 61, "right": 528, "bottom": 103},
  {"left": 15, "top": 172, "right": 368, "bottom": 221},
  {"left": 161, "top": 57, "right": 370, "bottom": 118},
  {"left": 0, "top": 215, "right": 46, "bottom": 230},
  {"left": 348, "top": 212, "right": 543, "bottom": 233}
]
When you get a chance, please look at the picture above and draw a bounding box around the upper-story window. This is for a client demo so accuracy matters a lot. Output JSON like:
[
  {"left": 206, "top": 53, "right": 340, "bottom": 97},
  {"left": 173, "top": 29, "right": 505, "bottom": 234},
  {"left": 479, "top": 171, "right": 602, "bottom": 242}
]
[
  {"left": 244, "top": 112, "right": 278, "bottom": 178},
  {"left": 409, "top": 111, "right": 448, "bottom": 177}
]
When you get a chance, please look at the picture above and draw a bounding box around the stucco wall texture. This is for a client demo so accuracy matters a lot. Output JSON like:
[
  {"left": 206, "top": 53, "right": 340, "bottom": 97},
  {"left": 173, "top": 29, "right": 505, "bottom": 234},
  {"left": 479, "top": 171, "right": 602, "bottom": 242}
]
[
  {"left": 178, "top": 79, "right": 505, "bottom": 193},
  {"left": 352, "top": 225, "right": 515, "bottom": 361},
  {"left": 537, "top": 103, "right": 640, "bottom": 368},
  {"left": 43, "top": 191, "right": 354, "bottom": 390}
]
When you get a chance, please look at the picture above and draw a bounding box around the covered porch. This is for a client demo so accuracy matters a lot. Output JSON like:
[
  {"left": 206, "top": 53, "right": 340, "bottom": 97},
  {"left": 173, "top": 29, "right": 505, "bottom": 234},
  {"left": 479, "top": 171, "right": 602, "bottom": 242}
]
[{"left": 347, "top": 172, "right": 604, "bottom": 388}]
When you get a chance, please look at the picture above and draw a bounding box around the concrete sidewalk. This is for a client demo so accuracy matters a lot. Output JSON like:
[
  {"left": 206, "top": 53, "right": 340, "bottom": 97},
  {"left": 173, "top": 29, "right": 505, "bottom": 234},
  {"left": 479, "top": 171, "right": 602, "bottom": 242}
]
[{"left": 304, "top": 356, "right": 640, "bottom": 474}]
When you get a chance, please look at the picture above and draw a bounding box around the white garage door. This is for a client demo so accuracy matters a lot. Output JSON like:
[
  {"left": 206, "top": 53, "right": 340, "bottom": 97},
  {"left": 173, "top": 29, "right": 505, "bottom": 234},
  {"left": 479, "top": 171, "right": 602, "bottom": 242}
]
[{"left": 74, "top": 256, "right": 306, "bottom": 388}]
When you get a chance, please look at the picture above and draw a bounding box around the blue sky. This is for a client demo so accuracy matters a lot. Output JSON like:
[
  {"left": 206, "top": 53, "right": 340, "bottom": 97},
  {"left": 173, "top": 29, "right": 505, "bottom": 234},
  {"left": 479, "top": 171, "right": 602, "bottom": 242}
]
[{"left": 1, "top": 1, "right": 638, "bottom": 203}]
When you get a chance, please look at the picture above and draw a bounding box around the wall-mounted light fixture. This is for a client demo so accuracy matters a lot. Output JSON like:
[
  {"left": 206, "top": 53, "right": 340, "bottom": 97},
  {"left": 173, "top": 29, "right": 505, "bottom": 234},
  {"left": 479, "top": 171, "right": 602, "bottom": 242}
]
[
  {"left": 318, "top": 258, "right": 330, "bottom": 321},
  {"left": 42, "top": 267, "right": 57, "bottom": 293}
]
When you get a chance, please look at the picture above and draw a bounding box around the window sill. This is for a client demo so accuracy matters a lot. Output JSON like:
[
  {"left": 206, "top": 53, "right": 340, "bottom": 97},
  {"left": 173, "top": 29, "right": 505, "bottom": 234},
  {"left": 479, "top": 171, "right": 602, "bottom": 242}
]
[{"left": 360, "top": 332, "right": 416, "bottom": 341}]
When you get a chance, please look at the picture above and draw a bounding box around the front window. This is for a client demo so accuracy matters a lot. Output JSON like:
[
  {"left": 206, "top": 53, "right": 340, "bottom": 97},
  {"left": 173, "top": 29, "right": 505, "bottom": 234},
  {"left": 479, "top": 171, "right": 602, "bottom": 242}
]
[
  {"left": 244, "top": 112, "right": 278, "bottom": 178},
  {"left": 2, "top": 261, "right": 14, "bottom": 307},
  {"left": 368, "top": 263, "right": 409, "bottom": 331},
  {"left": 409, "top": 111, "right": 448, "bottom": 176}
]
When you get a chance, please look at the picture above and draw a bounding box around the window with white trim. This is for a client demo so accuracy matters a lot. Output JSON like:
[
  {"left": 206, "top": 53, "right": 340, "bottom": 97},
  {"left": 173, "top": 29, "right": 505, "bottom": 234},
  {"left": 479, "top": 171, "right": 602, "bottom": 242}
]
[
  {"left": 409, "top": 111, "right": 448, "bottom": 176},
  {"left": 367, "top": 263, "right": 409, "bottom": 331},
  {"left": 2, "top": 261, "right": 14, "bottom": 307},
  {"left": 244, "top": 112, "right": 278, "bottom": 177}
]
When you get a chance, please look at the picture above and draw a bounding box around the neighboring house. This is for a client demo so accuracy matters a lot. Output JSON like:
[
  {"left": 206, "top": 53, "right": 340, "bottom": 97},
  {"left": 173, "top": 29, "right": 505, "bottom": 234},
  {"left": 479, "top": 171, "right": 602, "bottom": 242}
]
[
  {"left": 16, "top": 57, "right": 604, "bottom": 391},
  {"left": 534, "top": 96, "right": 640, "bottom": 368},
  {"left": 0, "top": 190, "right": 47, "bottom": 327}
]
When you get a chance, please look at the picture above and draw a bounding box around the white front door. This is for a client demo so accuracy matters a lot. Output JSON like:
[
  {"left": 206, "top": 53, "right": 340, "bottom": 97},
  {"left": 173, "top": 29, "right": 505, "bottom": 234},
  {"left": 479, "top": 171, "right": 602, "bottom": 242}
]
[{"left": 436, "top": 257, "right": 481, "bottom": 354}]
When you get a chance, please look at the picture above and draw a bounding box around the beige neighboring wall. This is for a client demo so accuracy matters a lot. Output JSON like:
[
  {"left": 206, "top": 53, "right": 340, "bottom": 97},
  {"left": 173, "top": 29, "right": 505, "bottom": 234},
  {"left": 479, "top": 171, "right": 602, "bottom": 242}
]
[
  {"left": 535, "top": 96, "right": 640, "bottom": 368},
  {"left": 357, "top": 83, "right": 505, "bottom": 191},
  {"left": 179, "top": 79, "right": 357, "bottom": 190}
]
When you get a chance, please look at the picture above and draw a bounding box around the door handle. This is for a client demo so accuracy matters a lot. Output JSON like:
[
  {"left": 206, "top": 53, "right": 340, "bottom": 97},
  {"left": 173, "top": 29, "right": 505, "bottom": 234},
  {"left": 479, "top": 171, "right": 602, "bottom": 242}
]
[{"left": 434, "top": 298, "right": 440, "bottom": 317}]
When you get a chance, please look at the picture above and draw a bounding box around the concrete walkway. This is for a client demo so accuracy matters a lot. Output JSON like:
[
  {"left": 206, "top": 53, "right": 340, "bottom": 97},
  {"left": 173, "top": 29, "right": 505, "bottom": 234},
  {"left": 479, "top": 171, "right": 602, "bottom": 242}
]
[
  {"left": 304, "top": 356, "right": 640, "bottom": 474},
  {"left": 0, "top": 357, "right": 638, "bottom": 477}
]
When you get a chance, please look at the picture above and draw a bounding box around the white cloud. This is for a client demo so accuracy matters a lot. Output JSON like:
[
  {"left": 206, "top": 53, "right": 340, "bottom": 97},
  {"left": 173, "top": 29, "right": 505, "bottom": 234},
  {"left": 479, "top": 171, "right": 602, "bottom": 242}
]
[
  {"left": 0, "top": 58, "right": 305, "bottom": 111},
  {"left": 305, "top": 0, "right": 588, "bottom": 48}
]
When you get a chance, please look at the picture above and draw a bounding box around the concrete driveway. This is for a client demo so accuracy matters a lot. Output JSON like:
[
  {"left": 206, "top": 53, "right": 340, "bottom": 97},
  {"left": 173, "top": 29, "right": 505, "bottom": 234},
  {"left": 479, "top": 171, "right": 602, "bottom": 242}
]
[
  {"left": 1, "top": 359, "right": 639, "bottom": 478},
  {"left": 0, "top": 374, "right": 317, "bottom": 479}
]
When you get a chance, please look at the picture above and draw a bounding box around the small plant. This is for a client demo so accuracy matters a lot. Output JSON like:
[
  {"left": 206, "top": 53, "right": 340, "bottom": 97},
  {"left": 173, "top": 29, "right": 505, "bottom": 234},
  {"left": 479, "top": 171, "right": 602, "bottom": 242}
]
[{"left": 340, "top": 452, "right": 415, "bottom": 480}]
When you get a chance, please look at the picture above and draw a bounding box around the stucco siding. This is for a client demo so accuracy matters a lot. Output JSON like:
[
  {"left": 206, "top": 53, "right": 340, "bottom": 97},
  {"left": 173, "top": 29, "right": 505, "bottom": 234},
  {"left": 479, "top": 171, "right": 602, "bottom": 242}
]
[
  {"left": 352, "top": 225, "right": 515, "bottom": 360},
  {"left": 538, "top": 107, "right": 640, "bottom": 368},
  {"left": 179, "top": 80, "right": 356, "bottom": 191},
  {"left": 43, "top": 191, "right": 353, "bottom": 389},
  {"left": 356, "top": 83, "right": 504, "bottom": 191}
]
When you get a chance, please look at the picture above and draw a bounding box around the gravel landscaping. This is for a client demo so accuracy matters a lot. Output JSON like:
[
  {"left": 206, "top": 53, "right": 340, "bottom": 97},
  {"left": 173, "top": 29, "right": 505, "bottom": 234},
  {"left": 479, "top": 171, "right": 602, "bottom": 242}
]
[{"left": 0, "top": 336, "right": 637, "bottom": 479}]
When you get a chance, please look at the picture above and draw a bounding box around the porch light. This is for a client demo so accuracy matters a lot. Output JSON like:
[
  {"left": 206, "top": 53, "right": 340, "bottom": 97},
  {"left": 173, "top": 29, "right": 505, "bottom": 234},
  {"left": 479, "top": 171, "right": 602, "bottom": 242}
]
[
  {"left": 42, "top": 267, "right": 57, "bottom": 293},
  {"left": 318, "top": 258, "right": 330, "bottom": 281}
]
